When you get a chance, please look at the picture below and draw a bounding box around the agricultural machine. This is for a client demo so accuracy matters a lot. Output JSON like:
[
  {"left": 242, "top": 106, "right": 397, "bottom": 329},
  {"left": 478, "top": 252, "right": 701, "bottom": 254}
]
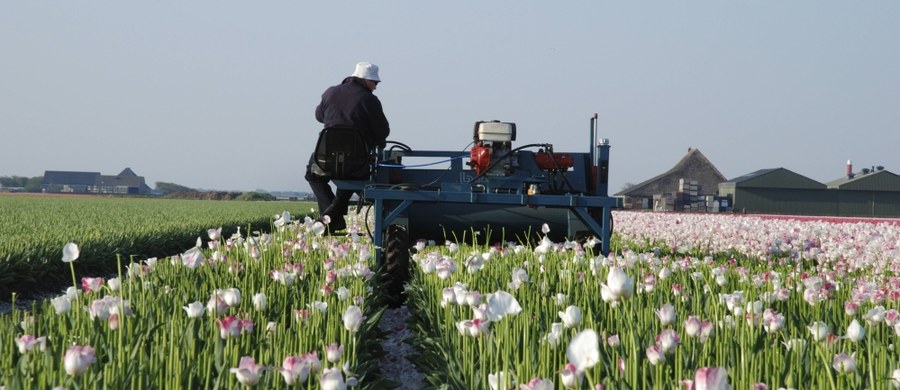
[{"left": 330, "top": 114, "right": 620, "bottom": 303}]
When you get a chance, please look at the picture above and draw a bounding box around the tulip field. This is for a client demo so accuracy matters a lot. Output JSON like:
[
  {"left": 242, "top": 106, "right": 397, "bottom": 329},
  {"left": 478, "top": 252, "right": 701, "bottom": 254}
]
[
  {"left": 3, "top": 202, "right": 900, "bottom": 389},
  {"left": 0, "top": 195, "right": 314, "bottom": 299}
]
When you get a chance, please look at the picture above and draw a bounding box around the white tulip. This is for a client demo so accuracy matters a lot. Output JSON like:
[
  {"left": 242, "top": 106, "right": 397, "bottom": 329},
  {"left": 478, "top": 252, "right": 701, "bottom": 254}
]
[
  {"left": 845, "top": 319, "right": 865, "bottom": 342},
  {"left": 558, "top": 305, "right": 582, "bottom": 328},
  {"left": 183, "top": 301, "right": 204, "bottom": 318},
  {"left": 252, "top": 293, "right": 267, "bottom": 311},
  {"left": 807, "top": 321, "right": 830, "bottom": 342},
  {"left": 343, "top": 305, "right": 364, "bottom": 332},
  {"left": 567, "top": 329, "right": 600, "bottom": 372},
  {"left": 51, "top": 295, "right": 72, "bottom": 314},
  {"left": 62, "top": 242, "right": 80, "bottom": 263}
]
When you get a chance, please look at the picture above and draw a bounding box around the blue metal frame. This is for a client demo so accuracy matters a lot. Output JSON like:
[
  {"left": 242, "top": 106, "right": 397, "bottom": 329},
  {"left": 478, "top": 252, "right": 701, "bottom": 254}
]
[{"left": 333, "top": 116, "right": 621, "bottom": 262}]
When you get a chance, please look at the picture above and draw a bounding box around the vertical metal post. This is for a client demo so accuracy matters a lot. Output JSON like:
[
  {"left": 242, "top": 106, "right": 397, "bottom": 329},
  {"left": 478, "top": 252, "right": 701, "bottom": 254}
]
[
  {"left": 594, "top": 114, "right": 610, "bottom": 197},
  {"left": 596, "top": 143, "right": 610, "bottom": 197},
  {"left": 373, "top": 198, "right": 384, "bottom": 267},
  {"left": 601, "top": 207, "right": 612, "bottom": 255},
  {"left": 589, "top": 114, "right": 596, "bottom": 165}
]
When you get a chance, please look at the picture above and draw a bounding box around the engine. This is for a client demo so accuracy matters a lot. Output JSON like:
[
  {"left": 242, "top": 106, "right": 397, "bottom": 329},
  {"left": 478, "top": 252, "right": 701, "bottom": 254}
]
[
  {"left": 468, "top": 121, "right": 516, "bottom": 176},
  {"left": 468, "top": 121, "right": 574, "bottom": 177}
]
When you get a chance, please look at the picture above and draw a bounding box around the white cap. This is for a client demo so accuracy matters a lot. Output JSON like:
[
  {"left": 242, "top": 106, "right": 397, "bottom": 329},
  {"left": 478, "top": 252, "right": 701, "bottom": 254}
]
[{"left": 351, "top": 62, "right": 380, "bottom": 82}]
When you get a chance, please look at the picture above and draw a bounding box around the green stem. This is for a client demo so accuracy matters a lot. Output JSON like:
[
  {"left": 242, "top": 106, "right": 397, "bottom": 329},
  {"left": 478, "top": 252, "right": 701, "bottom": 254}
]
[{"left": 69, "top": 261, "right": 78, "bottom": 290}]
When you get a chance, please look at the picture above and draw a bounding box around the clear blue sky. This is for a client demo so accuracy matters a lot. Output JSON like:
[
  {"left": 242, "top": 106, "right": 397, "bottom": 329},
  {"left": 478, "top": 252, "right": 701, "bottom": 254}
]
[{"left": 2, "top": 2, "right": 898, "bottom": 193}]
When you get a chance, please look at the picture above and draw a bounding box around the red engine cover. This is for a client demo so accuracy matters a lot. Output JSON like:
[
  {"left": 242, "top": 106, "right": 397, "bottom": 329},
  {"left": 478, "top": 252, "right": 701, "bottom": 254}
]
[
  {"left": 470, "top": 145, "right": 491, "bottom": 175},
  {"left": 535, "top": 151, "right": 573, "bottom": 170}
]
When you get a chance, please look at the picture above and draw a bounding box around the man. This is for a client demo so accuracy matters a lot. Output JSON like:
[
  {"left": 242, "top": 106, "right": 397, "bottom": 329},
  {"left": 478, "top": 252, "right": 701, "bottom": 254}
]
[{"left": 306, "top": 62, "right": 390, "bottom": 232}]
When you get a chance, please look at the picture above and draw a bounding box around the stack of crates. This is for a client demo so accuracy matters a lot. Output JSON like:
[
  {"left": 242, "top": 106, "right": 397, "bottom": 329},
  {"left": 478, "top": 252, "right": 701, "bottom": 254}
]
[
  {"left": 654, "top": 193, "right": 676, "bottom": 211},
  {"left": 676, "top": 179, "right": 706, "bottom": 212},
  {"left": 622, "top": 196, "right": 652, "bottom": 210}
]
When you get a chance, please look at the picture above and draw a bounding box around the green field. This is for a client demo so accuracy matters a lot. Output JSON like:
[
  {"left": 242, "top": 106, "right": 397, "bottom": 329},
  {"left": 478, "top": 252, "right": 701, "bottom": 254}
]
[{"left": 0, "top": 195, "right": 315, "bottom": 299}]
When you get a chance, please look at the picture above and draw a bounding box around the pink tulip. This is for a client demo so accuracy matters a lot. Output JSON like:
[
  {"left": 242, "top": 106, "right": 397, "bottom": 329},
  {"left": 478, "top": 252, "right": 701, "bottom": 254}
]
[
  {"left": 699, "top": 321, "right": 715, "bottom": 342},
  {"left": 240, "top": 318, "right": 254, "bottom": 334},
  {"left": 217, "top": 316, "right": 243, "bottom": 339},
  {"left": 320, "top": 367, "right": 346, "bottom": 390},
  {"left": 80, "top": 277, "right": 104, "bottom": 293},
  {"left": 844, "top": 300, "right": 859, "bottom": 316},
  {"left": 15, "top": 335, "right": 46, "bottom": 354},
  {"left": 441, "top": 287, "right": 456, "bottom": 307},
  {"left": 63, "top": 345, "right": 95, "bottom": 376},
  {"left": 300, "top": 351, "right": 322, "bottom": 373},
  {"left": 646, "top": 345, "right": 666, "bottom": 365},
  {"left": 277, "top": 356, "right": 311, "bottom": 385},
  {"left": 559, "top": 363, "right": 582, "bottom": 389},
  {"left": 763, "top": 309, "right": 785, "bottom": 334},
  {"left": 832, "top": 352, "right": 856, "bottom": 373},
  {"left": 108, "top": 313, "right": 120, "bottom": 330},
  {"left": 207, "top": 227, "right": 222, "bottom": 240},
  {"left": 229, "top": 356, "right": 266, "bottom": 386},
  {"left": 607, "top": 334, "right": 620, "bottom": 347},
  {"left": 182, "top": 247, "right": 204, "bottom": 269},
  {"left": 520, "top": 377, "right": 554, "bottom": 390},
  {"left": 294, "top": 309, "right": 310, "bottom": 322},
  {"left": 657, "top": 303, "right": 676, "bottom": 325},
  {"left": 684, "top": 316, "right": 702, "bottom": 337},
  {"left": 89, "top": 297, "right": 114, "bottom": 320},
  {"left": 207, "top": 294, "right": 229, "bottom": 315},
  {"left": 456, "top": 318, "right": 490, "bottom": 337},
  {"left": 694, "top": 366, "right": 732, "bottom": 390},
  {"left": 466, "top": 291, "right": 483, "bottom": 306},
  {"left": 325, "top": 343, "right": 343, "bottom": 363},
  {"left": 656, "top": 329, "right": 680, "bottom": 355},
  {"left": 886, "top": 309, "right": 900, "bottom": 326}
]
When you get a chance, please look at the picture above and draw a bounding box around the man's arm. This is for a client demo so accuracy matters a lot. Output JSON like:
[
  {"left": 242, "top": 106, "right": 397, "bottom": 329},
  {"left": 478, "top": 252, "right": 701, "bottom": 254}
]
[
  {"left": 315, "top": 100, "right": 325, "bottom": 124},
  {"left": 367, "top": 97, "right": 390, "bottom": 148}
]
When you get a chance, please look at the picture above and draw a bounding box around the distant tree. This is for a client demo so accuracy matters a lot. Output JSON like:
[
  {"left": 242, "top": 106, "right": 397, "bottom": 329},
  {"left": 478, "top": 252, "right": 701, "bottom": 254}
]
[
  {"left": 236, "top": 192, "right": 276, "bottom": 201},
  {"left": 155, "top": 182, "right": 196, "bottom": 194},
  {"left": 621, "top": 182, "right": 636, "bottom": 192},
  {"left": 0, "top": 175, "right": 30, "bottom": 188},
  {"left": 24, "top": 176, "right": 44, "bottom": 192}
]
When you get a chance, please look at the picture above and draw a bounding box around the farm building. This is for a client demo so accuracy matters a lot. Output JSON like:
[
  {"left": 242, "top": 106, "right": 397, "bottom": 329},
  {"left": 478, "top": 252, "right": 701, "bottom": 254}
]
[
  {"left": 616, "top": 148, "right": 727, "bottom": 212},
  {"left": 718, "top": 168, "right": 829, "bottom": 215},
  {"left": 825, "top": 166, "right": 900, "bottom": 217},
  {"left": 42, "top": 168, "right": 152, "bottom": 195},
  {"left": 719, "top": 163, "right": 900, "bottom": 217}
]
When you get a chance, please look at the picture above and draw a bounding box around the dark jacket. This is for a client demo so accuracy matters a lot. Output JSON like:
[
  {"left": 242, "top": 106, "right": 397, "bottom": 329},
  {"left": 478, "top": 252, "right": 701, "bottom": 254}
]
[{"left": 315, "top": 77, "right": 390, "bottom": 148}]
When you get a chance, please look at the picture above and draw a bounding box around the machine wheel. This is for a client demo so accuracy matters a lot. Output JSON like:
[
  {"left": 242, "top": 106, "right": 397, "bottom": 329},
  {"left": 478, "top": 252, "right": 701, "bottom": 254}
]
[{"left": 383, "top": 225, "right": 410, "bottom": 308}]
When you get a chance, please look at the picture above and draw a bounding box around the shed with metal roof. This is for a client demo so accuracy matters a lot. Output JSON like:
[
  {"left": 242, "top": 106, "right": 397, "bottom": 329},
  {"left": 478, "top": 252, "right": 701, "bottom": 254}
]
[
  {"left": 825, "top": 168, "right": 900, "bottom": 217},
  {"left": 719, "top": 168, "right": 833, "bottom": 215}
]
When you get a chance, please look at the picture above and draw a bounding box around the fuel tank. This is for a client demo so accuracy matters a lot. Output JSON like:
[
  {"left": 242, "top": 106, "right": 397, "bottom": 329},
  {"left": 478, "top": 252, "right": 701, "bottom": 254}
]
[{"left": 394, "top": 202, "right": 592, "bottom": 244}]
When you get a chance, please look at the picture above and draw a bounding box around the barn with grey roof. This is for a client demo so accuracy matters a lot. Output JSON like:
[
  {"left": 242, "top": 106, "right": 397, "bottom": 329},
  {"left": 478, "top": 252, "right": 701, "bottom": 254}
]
[{"left": 42, "top": 168, "right": 152, "bottom": 195}]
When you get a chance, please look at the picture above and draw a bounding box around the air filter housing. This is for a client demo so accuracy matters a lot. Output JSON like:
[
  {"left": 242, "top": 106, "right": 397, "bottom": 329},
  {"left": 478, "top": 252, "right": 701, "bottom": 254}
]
[{"left": 474, "top": 121, "right": 516, "bottom": 143}]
